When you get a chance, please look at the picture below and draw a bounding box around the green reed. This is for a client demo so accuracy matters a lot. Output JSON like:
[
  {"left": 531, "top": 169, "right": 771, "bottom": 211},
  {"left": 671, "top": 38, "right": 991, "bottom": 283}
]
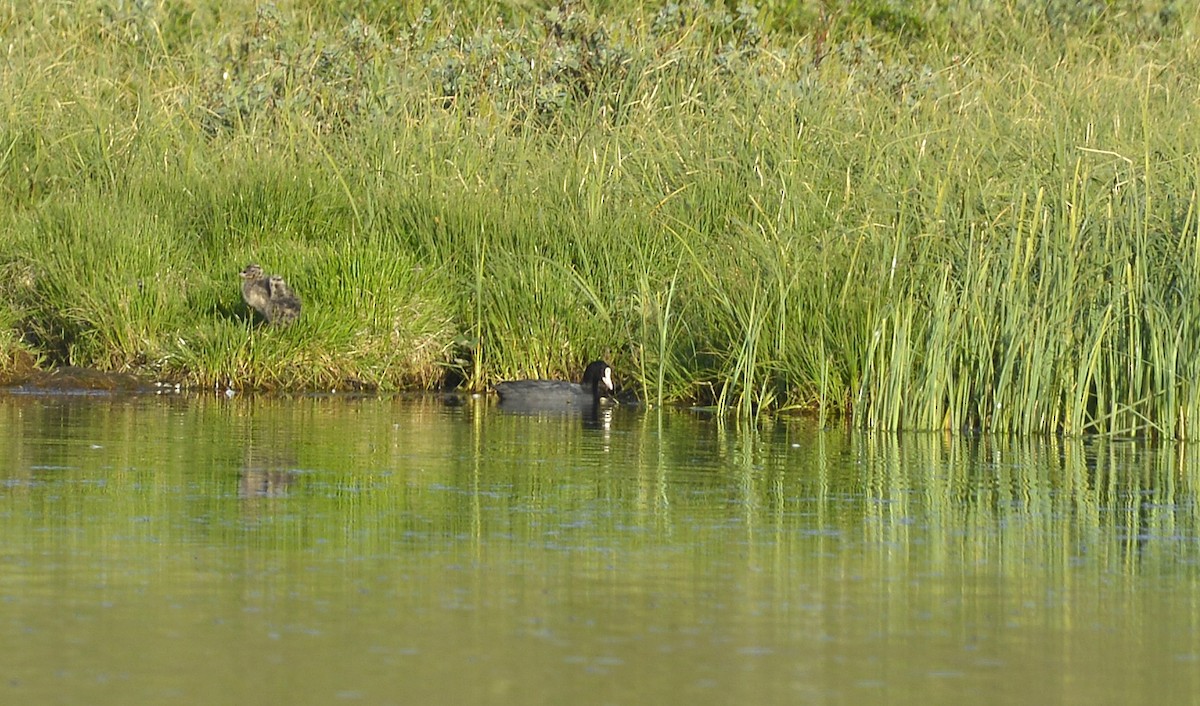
[{"left": 2, "top": 1, "right": 1199, "bottom": 435}]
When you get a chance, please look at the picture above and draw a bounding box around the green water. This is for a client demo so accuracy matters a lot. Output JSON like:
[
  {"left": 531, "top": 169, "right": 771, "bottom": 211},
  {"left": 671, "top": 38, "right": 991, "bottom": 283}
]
[{"left": 1, "top": 394, "right": 1198, "bottom": 705}]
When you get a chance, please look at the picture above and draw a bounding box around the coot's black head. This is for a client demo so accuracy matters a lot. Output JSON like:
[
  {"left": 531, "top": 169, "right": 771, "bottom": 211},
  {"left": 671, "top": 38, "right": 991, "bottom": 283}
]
[{"left": 581, "top": 360, "right": 614, "bottom": 396}]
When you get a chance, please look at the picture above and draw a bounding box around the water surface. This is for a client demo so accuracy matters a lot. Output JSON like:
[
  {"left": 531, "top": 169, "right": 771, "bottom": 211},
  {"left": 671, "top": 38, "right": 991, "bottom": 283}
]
[{"left": 1, "top": 394, "right": 1198, "bottom": 704}]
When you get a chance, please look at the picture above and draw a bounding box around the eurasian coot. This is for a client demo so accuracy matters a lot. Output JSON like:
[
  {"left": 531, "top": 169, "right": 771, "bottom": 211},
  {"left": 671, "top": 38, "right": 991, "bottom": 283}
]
[{"left": 494, "top": 360, "right": 614, "bottom": 406}]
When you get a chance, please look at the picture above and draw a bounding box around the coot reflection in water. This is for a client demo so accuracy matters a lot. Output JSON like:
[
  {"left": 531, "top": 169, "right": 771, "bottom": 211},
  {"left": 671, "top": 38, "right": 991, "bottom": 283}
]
[{"left": 493, "top": 361, "right": 616, "bottom": 430}]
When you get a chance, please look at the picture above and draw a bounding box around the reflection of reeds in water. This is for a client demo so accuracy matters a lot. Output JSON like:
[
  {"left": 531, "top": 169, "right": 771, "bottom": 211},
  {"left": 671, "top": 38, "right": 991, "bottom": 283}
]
[
  {"left": 677, "top": 414, "right": 1200, "bottom": 579},
  {"left": 1, "top": 393, "right": 1197, "bottom": 585},
  {"left": 239, "top": 444, "right": 296, "bottom": 502},
  {"left": 239, "top": 464, "right": 295, "bottom": 499},
  {"left": 840, "top": 431, "right": 1200, "bottom": 573}
]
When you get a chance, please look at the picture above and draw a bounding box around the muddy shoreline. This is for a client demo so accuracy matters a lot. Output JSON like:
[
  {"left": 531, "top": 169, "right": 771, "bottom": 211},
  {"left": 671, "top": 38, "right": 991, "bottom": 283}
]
[{"left": 0, "top": 357, "right": 165, "bottom": 394}]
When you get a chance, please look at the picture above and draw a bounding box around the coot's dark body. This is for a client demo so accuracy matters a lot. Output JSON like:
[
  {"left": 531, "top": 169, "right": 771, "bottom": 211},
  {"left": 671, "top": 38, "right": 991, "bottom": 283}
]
[{"left": 495, "top": 360, "right": 614, "bottom": 407}]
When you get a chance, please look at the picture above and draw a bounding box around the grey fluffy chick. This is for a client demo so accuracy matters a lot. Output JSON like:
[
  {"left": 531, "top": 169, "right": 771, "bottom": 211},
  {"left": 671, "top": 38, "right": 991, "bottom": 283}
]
[{"left": 239, "top": 264, "right": 302, "bottom": 325}]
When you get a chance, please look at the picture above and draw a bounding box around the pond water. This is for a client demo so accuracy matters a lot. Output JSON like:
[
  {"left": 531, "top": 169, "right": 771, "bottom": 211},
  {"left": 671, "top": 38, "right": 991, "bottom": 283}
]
[{"left": 1, "top": 393, "right": 1198, "bottom": 705}]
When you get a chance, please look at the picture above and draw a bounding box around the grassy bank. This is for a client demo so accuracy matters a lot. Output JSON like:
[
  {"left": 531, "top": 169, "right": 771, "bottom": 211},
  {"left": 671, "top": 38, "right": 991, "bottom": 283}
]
[{"left": 2, "top": 0, "right": 1199, "bottom": 436}]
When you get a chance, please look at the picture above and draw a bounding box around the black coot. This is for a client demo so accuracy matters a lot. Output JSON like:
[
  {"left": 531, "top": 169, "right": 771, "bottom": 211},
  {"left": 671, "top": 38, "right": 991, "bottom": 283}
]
[{"left": 494, "top": 360, "right": 614, "bottom": 407}]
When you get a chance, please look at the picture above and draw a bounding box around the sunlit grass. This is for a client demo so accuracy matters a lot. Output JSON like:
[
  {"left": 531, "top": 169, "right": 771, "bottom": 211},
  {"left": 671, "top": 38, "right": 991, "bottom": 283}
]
[{"left": 2, "top": 0, "right": 1200, "bottom": 435}]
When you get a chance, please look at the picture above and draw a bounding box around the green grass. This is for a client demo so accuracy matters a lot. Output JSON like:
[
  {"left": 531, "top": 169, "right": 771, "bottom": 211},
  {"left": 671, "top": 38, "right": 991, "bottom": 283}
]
[{"left": 2, "top": 0, "right": 1200, "bottom": 436}]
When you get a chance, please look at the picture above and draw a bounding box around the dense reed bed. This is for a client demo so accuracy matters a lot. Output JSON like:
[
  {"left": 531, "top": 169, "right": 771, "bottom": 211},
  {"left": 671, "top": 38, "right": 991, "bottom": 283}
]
[{"left": 2, "top": 0, "right": 1199, "bottom": 436}]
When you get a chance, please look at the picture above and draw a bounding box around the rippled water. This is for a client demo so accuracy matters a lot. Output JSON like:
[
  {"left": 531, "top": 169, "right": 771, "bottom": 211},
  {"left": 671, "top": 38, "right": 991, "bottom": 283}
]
[{"left": 1, "top": 393, "right": 1198, "bottom": 704}]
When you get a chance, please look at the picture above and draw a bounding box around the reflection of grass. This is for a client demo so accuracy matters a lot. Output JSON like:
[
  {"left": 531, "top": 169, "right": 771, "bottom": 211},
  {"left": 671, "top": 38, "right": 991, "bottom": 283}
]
[
  {"left": 2, "top": 396, "right": 1196, "bottom": 703},
  {"left": 1, "top": 2, "right": 1199, "bottom": 434},
  {"left": 2, "top": 394, "right": 1197, "bottom": 584}
]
